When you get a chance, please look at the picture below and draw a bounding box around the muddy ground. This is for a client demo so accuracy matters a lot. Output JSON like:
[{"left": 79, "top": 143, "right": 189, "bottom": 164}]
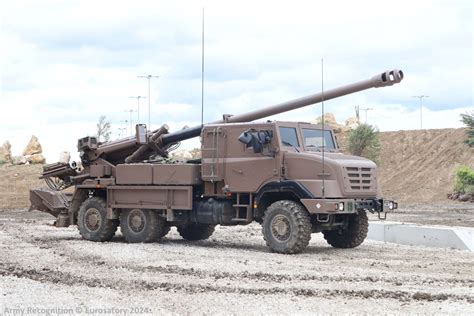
[{"left": 0, "top": 209, "right": 472, "bottom": 314}]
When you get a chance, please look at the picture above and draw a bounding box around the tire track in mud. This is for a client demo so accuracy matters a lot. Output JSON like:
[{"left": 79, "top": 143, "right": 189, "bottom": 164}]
[
  {"left": 1, "top": 263, "right": 472, "bottom": 304},
  {"left": 3, "top": 222, "right": 473, "bottom": 291},
  {"left": 124, "top": 264, "right": 474, "bottom": 287}
]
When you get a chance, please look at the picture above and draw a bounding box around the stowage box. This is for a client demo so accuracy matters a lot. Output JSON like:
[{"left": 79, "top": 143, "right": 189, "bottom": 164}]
[
  {"left": 115, "top": 164, "right": 201, "bottom": 185},
  {"left": 153, "top": 164, "right": 201, "bottom": 185}
]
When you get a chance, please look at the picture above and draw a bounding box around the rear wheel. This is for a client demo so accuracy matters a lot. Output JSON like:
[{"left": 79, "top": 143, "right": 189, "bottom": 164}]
[
  {"left": 120, "top": 209, "right": 165, "bottom": 243},
  {"left": 262, "top": 200, "right": 312, "bottom": 254},
  {"left": 78, "top": 197, "right": 118, "bottom": 242},
  {"left": 323, "top": 210, "right": 368, "bottom": 248},
  {"left": 177, "top": 223, "right": 215, "bottom": 241}
]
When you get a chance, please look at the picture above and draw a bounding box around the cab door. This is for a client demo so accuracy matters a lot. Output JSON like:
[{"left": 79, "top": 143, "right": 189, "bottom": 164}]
[{"left": 223, "top": 125, "right": 279, "bottom": 192}]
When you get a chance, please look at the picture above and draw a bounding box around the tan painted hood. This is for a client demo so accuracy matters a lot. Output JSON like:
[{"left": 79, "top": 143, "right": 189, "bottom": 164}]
[{"left": 283, "top": 151, "right": 380, "bottom": 198}]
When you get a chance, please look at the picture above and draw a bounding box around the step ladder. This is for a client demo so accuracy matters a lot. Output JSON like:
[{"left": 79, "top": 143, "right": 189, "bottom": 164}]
[
  {"left": 201, "top": 127, "right": 222, "bottom": 181},
  {"left": 232, "top": 193, "right": 253, "bottom": 223}
]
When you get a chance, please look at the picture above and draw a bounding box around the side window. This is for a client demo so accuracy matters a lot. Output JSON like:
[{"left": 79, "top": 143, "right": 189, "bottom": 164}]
[{"left": 279, "top": 127, "right": 299, "bottom": 147}]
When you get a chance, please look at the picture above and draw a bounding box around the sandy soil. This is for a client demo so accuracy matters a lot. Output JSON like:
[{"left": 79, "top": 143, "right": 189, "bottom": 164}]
[{"left": 0, "top": 209, "right": 473, "bottom": 314}]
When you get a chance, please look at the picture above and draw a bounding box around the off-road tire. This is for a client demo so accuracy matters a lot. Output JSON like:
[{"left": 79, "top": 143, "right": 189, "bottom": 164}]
[
  {"left": 323, "top": 210, "right": 368, "bottom": 248},
  {"left": 262, "top": 200, "right": 312, "bottom": 254},
  {"left": 160, "top": 225, "right": 171, "bottom": 238},
  {"left": 120, "top": 209, "right": 165, "bottom": 243},
  {"left": 78, "top": 197, "right": 118, "bottom": 242},
  {"left": 177, "top": 223, "right": 215, "bottom": 241}
]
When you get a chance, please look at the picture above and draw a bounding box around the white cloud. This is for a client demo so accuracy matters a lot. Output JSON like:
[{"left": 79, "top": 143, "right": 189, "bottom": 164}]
[{"left": 0, "top": 0, "right": 472, "bottom": 163}]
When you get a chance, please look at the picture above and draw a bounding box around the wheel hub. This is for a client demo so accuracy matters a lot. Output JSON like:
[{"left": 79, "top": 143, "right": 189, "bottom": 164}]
[
  {"left": 129, "top": 209, "right": 146, "bottom": 233},
  {"left": 271, "top": 214, "right": 291, "bottom": 242},
  {"left": 85, "top": 208, "right": 101, "bottom": 232}
]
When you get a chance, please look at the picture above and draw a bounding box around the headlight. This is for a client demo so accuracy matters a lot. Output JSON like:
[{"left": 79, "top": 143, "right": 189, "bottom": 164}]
[
  {"left": 388, "top": 201, "right": 394, "bottom": 210},
  {"left": 338, "top": 202, "right": 344, "bottom": 211}
]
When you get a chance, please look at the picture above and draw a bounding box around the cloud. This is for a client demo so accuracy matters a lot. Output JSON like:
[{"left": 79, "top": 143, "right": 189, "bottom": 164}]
[{"left": 0, "top": 0, "right": 472, "bottom": 163}]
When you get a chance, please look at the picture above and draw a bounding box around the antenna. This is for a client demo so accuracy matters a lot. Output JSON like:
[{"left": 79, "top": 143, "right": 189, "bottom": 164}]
[
  {"left": 201, "top": 7, "right": 205, "bottom": 127},
  {"left": 321, "top": 58, "right": 325, "bottom": 198}
]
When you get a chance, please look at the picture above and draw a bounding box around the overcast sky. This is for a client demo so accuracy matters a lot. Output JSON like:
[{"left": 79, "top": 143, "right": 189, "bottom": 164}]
[{"left": 1, "top": 0, "right": 472, "bottom": 162}]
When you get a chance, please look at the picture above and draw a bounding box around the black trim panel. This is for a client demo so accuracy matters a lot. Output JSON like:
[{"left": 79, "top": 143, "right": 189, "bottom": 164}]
[{"left": 256, "top": 180, "right": 314, "bottom": 201}]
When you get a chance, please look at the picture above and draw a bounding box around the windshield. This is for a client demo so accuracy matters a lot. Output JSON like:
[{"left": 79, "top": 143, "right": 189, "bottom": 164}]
[{"left": 302, "top": 128, "right": 335, "bottom": 150}]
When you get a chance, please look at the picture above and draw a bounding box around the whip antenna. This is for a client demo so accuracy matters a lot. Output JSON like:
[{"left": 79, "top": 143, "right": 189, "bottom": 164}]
[
  {"left": 201, "top": 7, "right": 205, "bottom": 127},
  {"left": 321, "top": 58, "right": 325, "bottom": 197}
]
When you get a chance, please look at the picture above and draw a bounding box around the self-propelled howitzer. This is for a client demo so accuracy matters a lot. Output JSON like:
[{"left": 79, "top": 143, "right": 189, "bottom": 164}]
[{"left": 30, "top": 68, "right": 403, "bottom": 254}]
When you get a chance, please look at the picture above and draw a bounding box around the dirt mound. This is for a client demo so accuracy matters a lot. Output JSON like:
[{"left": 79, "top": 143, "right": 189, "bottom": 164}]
[
  {"left": 0, "top": 129, "right": 472, "bottom": 208},
  {"left": 338, "top": 128, "right": 473, "bottom": 202},
  {"left": 0, "top": 164, "right": 43, "bottom": 209}
]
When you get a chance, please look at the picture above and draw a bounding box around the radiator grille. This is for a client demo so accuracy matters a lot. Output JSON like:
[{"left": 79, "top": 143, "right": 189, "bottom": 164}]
[{"left": 344, "top": 167, "right": 374, "bottom": 191}]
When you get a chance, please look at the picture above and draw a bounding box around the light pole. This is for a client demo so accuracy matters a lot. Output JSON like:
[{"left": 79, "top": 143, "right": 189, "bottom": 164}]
[
  {"left": 128, "top": 96, "right": 146, "bottom": 124},
  {"left": 124, "top": 110, "right": 136, "bottom": 135},
  {"left": 117, "top": 127, "right": 126, "bottom": 138},
  {"left": 412, "top": 95, "right": 429, "bottom": 129},
  {"left": 120, "top": 119, "right": 129, "bottom": 136},
  {"left": 138, "top": 75, "right": 159, "bottom": 130},
  {"left": 361, "top": 107, "right": 373, "bottom": 123}
]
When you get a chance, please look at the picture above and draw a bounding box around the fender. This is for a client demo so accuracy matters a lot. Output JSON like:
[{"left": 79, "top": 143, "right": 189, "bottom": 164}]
[{"left": 255, "top": 180, "right": 314, "bottom": 201}]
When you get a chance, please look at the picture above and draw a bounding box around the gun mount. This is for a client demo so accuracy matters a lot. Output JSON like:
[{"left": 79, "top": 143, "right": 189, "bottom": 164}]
[{"left": 30, "top": 68, "right": 403, "bottom": 254}]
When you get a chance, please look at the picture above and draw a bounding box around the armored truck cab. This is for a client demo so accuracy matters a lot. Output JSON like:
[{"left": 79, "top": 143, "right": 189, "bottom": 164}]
[{"left": 201, "top": 121, "right": 383, "bottom": 213}]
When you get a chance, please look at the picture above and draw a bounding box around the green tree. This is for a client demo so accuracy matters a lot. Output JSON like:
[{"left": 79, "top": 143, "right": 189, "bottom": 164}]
[
  {"left": 454, "top": 166, "right": 474, "bottom": 194},
  {"left": 96, "top": 115, "right": 111, "bottom": 142},
  {"left": 460, "top": 111, "right": 474, "bottom": 147},
  {"left": 348, "top": 123, "right": 381, "bottom": 162}
]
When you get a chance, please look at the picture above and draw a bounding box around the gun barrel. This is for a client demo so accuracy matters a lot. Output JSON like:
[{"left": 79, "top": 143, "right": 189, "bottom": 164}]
[{"left": 161, "top": 69, "right": 403, "bottom": 146}]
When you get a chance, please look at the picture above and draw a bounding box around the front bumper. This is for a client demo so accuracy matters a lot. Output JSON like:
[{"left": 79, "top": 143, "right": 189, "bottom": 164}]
[{"left": 300, "top": 198, "right": 398, "bottom": 216}]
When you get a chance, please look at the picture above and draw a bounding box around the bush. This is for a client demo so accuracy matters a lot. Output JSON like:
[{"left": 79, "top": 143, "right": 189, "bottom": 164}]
[
  {"left": 0, "top": 159, "right": 5, "bottom": 165},
  {"left": 460, "top": 112, "right": 474, "bottom": 147},
  {"left": 454, "top": 166, "right": 474, "bottom": 194},
  {"left": 348, "top": 124, "right": 381, "bottom": 162}
]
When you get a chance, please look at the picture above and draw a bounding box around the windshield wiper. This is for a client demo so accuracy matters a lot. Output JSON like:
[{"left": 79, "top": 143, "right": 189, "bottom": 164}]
[{"left": 282, "top": 141, "right": 299, "bottom": 152}]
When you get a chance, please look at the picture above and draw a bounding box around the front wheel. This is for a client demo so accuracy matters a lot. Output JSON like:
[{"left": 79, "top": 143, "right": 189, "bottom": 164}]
[
  {"left": 262, "top": 200, "right": 312, "bottom": 254},
  {"left": 323, "top": 210, "right": 368, "bottom": 248}
]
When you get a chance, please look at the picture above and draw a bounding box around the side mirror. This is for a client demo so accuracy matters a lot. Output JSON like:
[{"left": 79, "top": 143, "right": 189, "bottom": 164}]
[
  {"left": 238, "top": 130, "right": 273, "bottom": 154},
  {"left": 135, "top": 124, "right": 148, "bottom": 144},
  {"left": 238, "top": 131, "right": 252, "bottom": 145}
]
